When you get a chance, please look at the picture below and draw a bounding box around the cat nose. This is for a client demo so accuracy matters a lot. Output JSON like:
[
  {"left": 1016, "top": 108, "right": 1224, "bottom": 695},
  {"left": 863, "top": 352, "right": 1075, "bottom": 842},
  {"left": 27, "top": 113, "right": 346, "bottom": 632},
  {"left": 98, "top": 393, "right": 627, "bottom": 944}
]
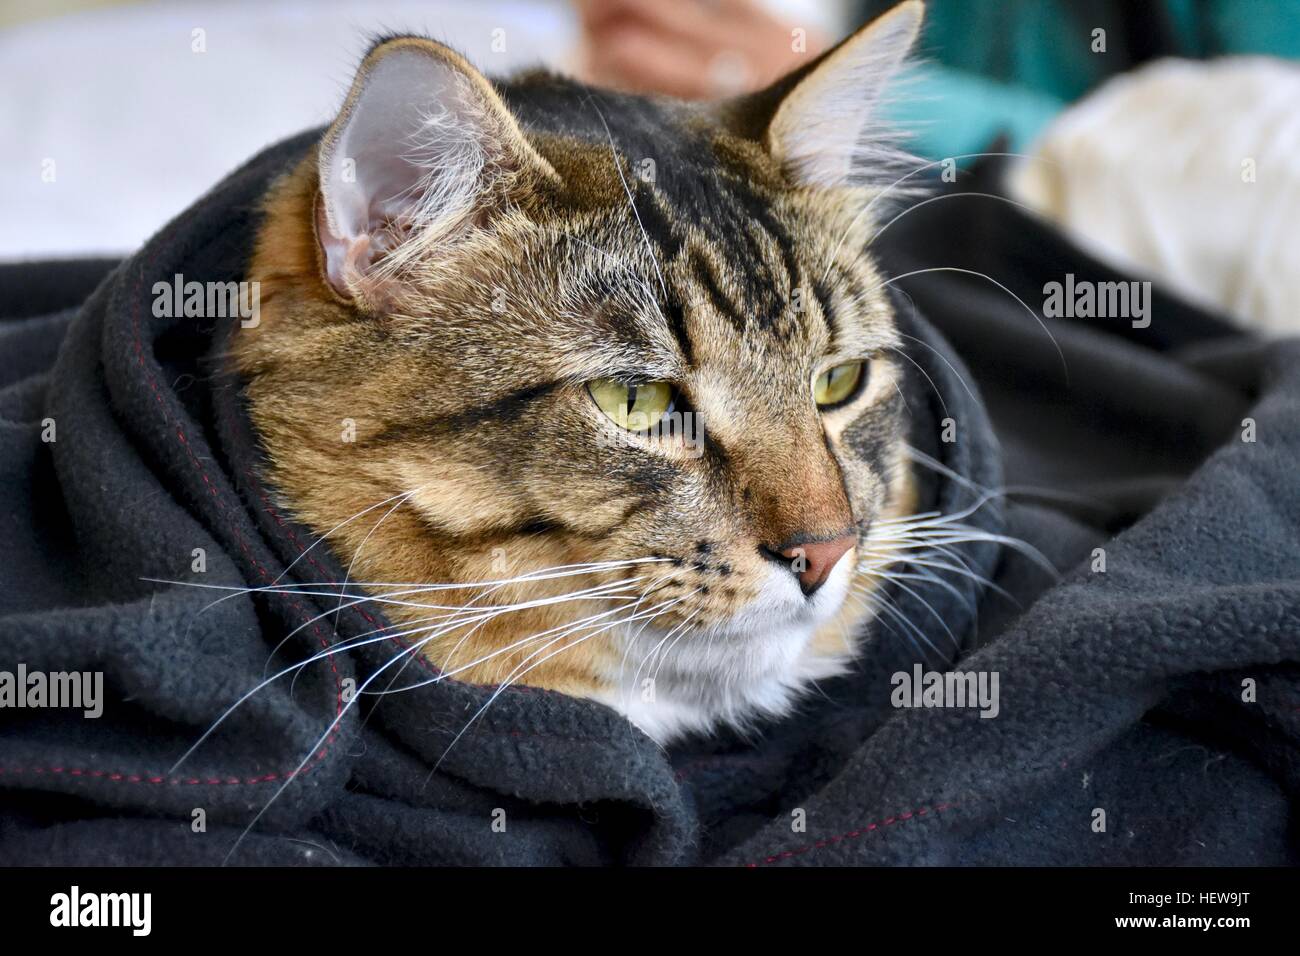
[{"left": 761, "top": 534, "right": 857, "bottom": 597}]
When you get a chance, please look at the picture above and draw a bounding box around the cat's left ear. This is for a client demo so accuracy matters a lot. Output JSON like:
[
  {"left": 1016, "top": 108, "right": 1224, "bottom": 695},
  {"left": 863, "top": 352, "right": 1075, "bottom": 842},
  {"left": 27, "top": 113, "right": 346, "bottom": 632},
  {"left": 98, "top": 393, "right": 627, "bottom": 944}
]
[
  {"left": 316, "top": 36, "right": 557, "bottom": 308},
  {"left": 725, "top": 0, "right": 923, "bottom": 188}
]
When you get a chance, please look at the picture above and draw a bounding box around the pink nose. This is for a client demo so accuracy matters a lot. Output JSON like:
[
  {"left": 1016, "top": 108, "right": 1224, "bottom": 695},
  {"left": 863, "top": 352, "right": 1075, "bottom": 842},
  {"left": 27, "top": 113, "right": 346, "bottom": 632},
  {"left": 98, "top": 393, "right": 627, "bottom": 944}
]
[{"left": 772, "top": 534, "right": 856, "bottom": 596}]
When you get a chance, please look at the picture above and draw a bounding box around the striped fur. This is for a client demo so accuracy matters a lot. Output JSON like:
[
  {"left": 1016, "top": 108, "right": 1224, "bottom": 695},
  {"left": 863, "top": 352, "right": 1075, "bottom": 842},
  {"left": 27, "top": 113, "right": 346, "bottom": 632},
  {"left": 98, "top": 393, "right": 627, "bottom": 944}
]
[{"left": 232, "top": 4, "right": 922, "bottom": 743}]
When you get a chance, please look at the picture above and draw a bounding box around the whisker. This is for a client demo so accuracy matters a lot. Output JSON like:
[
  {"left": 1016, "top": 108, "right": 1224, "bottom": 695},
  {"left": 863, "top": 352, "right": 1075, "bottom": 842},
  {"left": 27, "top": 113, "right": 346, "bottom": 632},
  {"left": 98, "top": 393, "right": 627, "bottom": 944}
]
[
  {"left": 649, "top": 608, "right": 702, "bottom": 685},
  {"left": 363, "top": 596, "right": 653, "bottom": 695},
  {"left": 888, "top": 292, "right": 979, "bottom": 405},
  {"left": 430, "top": 593, "right": 694, "bottom": 773},
  {"left": 861, "top": 571, "right": 960, "bottom": 651},
  {"left": 868, "top": 191, "right": 1039, "bottom": 246},
  {"left": 617, "top": 581, "right": 699, "bottom": 696},
  {"left": 222, "top": 629, "right": 439, "bottom": 864},
  {"left": 267, "top": 573, "right": 645, "bottom": 667},
  {"left": 866, "top": 550, "right": 1013, "bottom": 602},
  {"left": 583, "top": 92, "right": 669, "bottom": 301},
  {"left": 170, "top": 576, "right": 650, "bottom": 773},
  {"left": 148, "top": 556, "right": 669, "bottom": 606},
  {"left": 634, "top": 599, "right": 701, "bottom": 691},
  {"left": 561, "top": 232, "right": 662, "bottom": 313},
  {"left": 861, "top": 587, "right": 945, "bottom": 661},
  {"left": 282, "top": 576, "right": 645, "bottom": 699},
  {"left": 329, "top": 485, "right": 423, "bottom": 632},
  {"left": 884, "top": 343, "right": 949, "bottom": 418},
  {"left": 271, "top": 487, "right": 425, "bottom": 586},
  {"left": 820, "top": 150, "right": 1061, "bottom": 281},
  {"left": 865, "top": 266, "right": 1068, "bottom": 381}
]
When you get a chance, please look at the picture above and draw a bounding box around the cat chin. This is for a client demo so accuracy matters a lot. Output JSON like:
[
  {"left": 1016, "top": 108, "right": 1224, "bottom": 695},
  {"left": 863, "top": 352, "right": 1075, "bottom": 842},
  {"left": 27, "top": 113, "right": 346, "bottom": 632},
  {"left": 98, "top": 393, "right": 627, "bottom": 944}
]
[{"left": 593, "top": 553, "right": 861, "bottom": 745}]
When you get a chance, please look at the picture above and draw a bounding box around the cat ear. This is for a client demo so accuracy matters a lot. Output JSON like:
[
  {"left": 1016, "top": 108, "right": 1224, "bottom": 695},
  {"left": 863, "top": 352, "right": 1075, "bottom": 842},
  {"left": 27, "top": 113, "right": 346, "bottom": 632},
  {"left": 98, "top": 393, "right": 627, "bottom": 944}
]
[
  {"left": 748, "top": 0, "right": 923, "bottom": 188},
  {"left": 316, "top": 37, "right": 555, "bottom": 307}
]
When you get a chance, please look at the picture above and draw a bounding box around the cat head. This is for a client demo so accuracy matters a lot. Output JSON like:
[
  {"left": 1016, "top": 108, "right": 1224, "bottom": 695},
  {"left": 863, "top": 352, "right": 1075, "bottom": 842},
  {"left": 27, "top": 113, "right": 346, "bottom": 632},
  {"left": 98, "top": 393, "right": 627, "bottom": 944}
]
[{"left": 234, "top": 1, "right": 924, "bottom": 742}]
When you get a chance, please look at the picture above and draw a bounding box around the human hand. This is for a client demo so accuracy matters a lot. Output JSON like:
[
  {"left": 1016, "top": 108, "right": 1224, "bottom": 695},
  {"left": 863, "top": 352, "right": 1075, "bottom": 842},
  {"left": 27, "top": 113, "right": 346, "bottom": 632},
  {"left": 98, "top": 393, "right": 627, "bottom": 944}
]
[{"left": 574, "top": 0, "right": 828, "bottom": 99}]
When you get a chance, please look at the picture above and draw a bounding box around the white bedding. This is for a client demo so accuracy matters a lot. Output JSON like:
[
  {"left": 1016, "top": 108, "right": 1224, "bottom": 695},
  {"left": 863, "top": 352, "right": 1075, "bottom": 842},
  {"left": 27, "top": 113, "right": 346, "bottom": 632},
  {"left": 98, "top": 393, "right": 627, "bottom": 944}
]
[
  {"left": 1011, "top": 57, "right": 1300, "bottom": 337},
  {"left": 0, "top": 0, "right": 842, "bottom": 260},
  {"left": 0, "top": 1, "right": 578, "bottom": 259}
]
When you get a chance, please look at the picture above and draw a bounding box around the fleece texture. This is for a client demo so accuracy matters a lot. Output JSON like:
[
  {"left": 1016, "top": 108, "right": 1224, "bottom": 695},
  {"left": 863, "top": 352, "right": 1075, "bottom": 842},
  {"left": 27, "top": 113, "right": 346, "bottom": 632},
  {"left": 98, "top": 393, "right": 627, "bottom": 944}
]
[{"left": 0, "top": 133, "right": 1296, "bottom": 866}]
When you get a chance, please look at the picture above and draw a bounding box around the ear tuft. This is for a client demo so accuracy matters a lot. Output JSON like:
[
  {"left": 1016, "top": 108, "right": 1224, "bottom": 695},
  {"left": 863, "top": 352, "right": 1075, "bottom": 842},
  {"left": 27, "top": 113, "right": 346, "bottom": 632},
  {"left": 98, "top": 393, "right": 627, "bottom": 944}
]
[
  {"left": 316, "top": 37, "right": 553, "bottom": 308},
  {"left": 766, "top": 0, "right": 924, "bottom": 189}
]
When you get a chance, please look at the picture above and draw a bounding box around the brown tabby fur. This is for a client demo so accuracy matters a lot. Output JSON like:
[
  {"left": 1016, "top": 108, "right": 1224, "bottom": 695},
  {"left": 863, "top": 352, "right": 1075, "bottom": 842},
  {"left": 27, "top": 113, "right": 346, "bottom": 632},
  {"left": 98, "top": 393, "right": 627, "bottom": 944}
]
[{"left": 231, "top": 26, "right": 917, "bottom": 716}]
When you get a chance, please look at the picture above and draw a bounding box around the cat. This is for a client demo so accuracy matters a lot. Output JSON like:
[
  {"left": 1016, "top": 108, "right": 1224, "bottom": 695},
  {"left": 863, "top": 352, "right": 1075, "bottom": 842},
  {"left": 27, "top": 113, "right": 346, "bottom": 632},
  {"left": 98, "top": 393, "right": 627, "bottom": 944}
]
[{"left": 231, "top": 0, "right": 925, "bottom": 744}]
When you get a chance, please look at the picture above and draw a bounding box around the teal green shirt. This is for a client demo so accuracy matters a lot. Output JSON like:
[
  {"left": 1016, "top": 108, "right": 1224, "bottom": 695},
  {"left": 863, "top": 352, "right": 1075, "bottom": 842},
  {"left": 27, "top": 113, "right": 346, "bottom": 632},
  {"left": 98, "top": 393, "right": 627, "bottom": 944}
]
[{"left": 858, "top": 0, "right": 1300, "bottom": 157}]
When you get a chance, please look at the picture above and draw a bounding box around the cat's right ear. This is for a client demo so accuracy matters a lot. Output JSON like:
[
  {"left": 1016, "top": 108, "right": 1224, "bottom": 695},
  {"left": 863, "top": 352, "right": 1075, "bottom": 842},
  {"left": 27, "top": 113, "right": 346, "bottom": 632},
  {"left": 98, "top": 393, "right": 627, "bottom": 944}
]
[{"left": 316, "top": 37, "right": 556, "bottom": 310}]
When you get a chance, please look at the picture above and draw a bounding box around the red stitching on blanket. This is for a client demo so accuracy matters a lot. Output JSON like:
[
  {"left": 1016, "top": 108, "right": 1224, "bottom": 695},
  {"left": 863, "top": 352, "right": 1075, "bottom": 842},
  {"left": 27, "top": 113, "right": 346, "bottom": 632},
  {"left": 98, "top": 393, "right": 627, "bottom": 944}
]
[
  {"left": 743, "top": 802, "right": 958, "bottom": 866},
  {"left": 243, "top": 465, "right": 386, "bottom": 636},
  {"left": 0, "top": 255, "right": 345, "bottom": 788}
]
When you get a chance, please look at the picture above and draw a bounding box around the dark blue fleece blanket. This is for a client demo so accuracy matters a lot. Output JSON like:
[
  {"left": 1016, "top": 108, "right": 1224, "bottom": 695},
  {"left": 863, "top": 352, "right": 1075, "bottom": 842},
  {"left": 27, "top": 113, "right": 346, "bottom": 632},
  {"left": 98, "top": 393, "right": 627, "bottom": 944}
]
[{"left": 0, "top": 135, "right": 1297, "bottom": 866}]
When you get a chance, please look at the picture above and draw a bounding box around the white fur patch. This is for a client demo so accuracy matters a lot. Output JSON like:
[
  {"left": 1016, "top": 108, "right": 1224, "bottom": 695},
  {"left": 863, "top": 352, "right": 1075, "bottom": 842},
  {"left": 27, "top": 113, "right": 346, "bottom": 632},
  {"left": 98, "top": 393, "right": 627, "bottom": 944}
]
[{"left": 596, "top": 549, "right": 859, "bottom": 744}]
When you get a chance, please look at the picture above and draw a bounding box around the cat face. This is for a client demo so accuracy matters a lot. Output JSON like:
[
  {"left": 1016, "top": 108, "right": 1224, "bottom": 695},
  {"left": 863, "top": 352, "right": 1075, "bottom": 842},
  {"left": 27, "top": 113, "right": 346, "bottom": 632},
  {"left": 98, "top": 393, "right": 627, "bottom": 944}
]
[{"left": 235, "top": 2, "right": 924, "bottom": 742}]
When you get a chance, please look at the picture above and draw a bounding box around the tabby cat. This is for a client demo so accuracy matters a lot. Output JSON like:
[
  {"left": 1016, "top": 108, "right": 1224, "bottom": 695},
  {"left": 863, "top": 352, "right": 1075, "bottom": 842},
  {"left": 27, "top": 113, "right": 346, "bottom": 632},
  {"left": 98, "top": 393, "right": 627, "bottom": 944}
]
[{"left": 233, "top": 1, "right": 924, "bottom": 744}]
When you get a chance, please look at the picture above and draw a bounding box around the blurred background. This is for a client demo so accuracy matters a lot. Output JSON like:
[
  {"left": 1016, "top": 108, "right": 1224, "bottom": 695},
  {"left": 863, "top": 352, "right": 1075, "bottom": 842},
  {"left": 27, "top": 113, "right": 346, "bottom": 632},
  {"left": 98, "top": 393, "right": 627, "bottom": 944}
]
[{"left": 2, "top": 0, "right": 1298, "bottom": 332}]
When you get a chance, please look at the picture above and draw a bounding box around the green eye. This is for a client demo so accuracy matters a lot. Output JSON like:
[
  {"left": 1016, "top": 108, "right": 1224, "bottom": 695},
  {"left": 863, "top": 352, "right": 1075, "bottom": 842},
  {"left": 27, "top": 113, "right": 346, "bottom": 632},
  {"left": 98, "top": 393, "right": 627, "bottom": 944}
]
[
  {"left": 814, "top": 361, "right": 865, "bottom": 407},
  {"left": 588, "top": 378, "right": 674, "bottom": 430}
]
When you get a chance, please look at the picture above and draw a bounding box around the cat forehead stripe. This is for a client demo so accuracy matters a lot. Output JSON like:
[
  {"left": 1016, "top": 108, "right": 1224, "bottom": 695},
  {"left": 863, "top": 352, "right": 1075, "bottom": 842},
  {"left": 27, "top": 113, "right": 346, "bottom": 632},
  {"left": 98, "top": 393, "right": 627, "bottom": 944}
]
[{"left": 508, "top": 82, "right": 833, "bottom": 344}]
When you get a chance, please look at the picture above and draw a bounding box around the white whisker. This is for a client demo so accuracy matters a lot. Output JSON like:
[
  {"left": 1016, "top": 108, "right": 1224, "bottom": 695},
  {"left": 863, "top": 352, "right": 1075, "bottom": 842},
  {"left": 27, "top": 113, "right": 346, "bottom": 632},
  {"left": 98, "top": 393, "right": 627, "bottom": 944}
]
[
  {"left": 820, "top": 150, "right": 1060, "bottom": 281},
  {"left": 866, "top": 266, "right": 1068, "bottom": 380},
  {"left": 584, "top": 93, "right": 669, "bottom": 301}
]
